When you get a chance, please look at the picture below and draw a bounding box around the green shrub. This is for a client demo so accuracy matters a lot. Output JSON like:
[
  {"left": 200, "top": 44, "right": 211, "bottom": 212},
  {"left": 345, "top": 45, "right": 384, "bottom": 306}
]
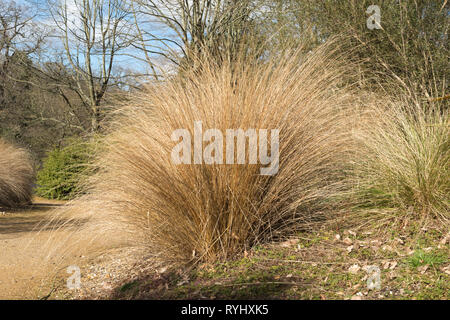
[{"left": 36, "top": 139, "right": 96, "bottom": 200}]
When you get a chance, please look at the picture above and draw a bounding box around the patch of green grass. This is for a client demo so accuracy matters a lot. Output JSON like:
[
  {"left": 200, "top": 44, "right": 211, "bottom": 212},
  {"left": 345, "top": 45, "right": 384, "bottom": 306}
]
[
  {"left": 119, "top": 280, "right": 139, "bottom": 293},
  {"left": 297, "top": 232, "right": 324, "bottom": 248},
  {"left": 407, "top": 250, "right": 447, "bottom": 268},
  {"left": 412, "top": 278, "right": 450, "bottom": 299},
  {"left": 350, "top": 247, "right": 373, "bottom": 259}
]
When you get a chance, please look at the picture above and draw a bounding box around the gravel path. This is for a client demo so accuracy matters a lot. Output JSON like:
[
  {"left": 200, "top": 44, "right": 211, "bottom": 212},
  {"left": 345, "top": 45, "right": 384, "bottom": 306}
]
[{"left": 0, "top": 198, "right": 147, "bottom": 299}]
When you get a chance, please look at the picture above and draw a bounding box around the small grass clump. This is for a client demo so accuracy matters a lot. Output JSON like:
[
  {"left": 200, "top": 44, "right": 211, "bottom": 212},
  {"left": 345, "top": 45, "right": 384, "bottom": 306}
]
[
  {"left": 353, "top": 97, "right": 449, "bottom": 226},
  {"left": 407, "top": 250, "right": 447, "bottom": 269},
  {"left": 0, "top": 139, "right": 34, "bottom": 208}
]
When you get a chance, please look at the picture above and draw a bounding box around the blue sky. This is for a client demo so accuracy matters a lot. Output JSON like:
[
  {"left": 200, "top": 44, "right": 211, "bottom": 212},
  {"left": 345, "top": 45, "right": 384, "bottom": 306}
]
[{"left": 17, "top": 0, "right": 177, "bottom": 79}]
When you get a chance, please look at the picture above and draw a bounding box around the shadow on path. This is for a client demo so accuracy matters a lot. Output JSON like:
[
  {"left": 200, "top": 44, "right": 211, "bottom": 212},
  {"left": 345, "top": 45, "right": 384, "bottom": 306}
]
[{"left": 0, "top": 201, "right": 84, "bottom": 235}]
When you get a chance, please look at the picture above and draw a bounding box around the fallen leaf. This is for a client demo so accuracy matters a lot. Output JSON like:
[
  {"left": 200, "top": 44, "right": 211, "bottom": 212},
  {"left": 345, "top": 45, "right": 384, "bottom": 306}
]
[
  {"left": 389, "top": 271, "right": 398, "bottom": 279},
  {"left": 358, "top": 241, "right": 367, "bottom": 247},
  {"left": 157, "top": 266, "right": 168, "bottom": 274},
  {"left": 439, "top": 233, "right": 450, "bottom": 245},
  {"left": 177, "top": 280, "right": 188, "bottom": 286},
  {"left": 348, "top": 264, "right": 360, "bottom": 274},
  {"left": 371, "top": 240, "right": 382, "bottom": 246},
  {"left": 418, "top": 265, "right": 429, "bottom": 274},
  {"left": 280, "top": 238, "right": 298, "bottom": 248},
  {"left": 343, "top": 237, "right": 353, "bottom": 245},
  {"left": 441, "top": 265, "right": 450, "bottom": 275}
]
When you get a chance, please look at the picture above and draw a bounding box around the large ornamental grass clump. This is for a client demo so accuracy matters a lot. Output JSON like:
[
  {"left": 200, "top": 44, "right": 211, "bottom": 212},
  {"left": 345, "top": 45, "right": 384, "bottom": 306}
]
[{"left": 65, "top": 43, "right": 363, "bottom": 267}]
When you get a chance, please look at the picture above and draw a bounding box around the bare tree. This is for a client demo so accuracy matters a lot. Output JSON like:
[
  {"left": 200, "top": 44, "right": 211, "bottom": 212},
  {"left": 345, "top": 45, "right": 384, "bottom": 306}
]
[
  {"left": 0, "top": 2, "right": 80, "bottom": 156},
  {"left": 130, "top": 0, "right": 258, "bottom": 71},
  {"left": 0, "top": 1, "right": 45, "bottom": 108},
  {"left": 47, "top": 0, "right": 135, "bottom": 132}
]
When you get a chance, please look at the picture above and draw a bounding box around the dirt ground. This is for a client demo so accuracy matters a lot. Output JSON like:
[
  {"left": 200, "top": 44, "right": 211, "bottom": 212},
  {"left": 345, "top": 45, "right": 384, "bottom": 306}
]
[
  {"left": 0, "top": 197, "right": 144, "bottom": 300},
  {"left": 1, "top": 198, "right": 448, "bottom": 300},
  {"left": 0, "top": 198, "right": 74, "bottom": 299}
]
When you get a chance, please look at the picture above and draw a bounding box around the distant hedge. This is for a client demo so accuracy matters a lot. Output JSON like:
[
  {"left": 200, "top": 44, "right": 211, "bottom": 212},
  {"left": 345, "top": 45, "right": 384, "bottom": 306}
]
[{"left": 36, "top": 139, "right": 96, "bottom": 200}]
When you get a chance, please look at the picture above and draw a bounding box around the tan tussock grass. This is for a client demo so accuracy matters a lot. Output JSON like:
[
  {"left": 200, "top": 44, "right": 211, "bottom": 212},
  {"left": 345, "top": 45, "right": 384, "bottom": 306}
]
[
  {"left": 0, "top": 139, "right": 34, "bottom": 208},
  {"left": 46, "top": 41, "right": 366, "bottom": 269},
  {"left": 351, "top": 90, "right": 449, "bottom": 228}
]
